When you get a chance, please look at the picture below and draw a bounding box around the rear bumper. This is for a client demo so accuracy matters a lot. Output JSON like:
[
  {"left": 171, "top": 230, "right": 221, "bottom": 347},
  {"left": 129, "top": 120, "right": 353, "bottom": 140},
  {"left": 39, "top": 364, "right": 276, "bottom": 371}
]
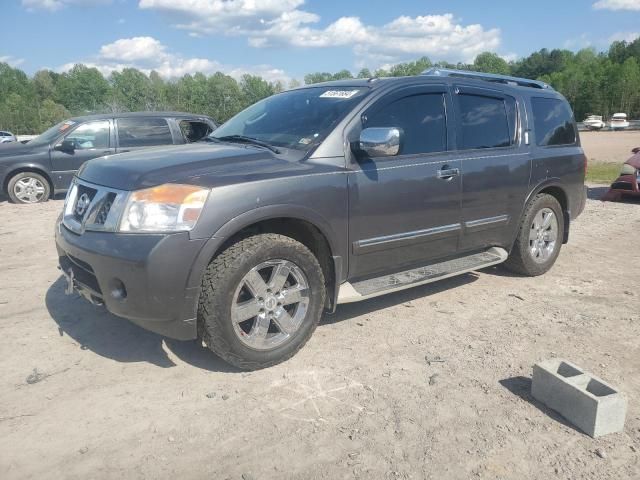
[{"left": 55, "top": 219, "right": 206, "bottom": 340}]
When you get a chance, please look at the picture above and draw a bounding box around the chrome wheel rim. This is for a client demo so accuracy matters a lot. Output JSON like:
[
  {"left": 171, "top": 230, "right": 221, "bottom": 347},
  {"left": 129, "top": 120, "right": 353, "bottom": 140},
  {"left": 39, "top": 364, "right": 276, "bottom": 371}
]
[
  {"left": 14, "top": 176, "right": 46, "bottom": 203},
  {"left": 231, "top": 259, "right": 310, "bottom": 351},
  {"left": 529, "top": 207, "right": 558, "bottom": 263}
]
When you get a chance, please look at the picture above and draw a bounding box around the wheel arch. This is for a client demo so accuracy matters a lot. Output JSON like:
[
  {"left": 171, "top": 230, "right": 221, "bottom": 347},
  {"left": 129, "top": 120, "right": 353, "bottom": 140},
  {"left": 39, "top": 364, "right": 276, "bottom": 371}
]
[
  {"left": 519, "top": 180, "right": 570, "bottom": 245},
  {"left": 3, "top": 165, "right": 54, "bottom": 198},
  {"left": 188, "top": 206, "right": 344, "bottom": 311}
]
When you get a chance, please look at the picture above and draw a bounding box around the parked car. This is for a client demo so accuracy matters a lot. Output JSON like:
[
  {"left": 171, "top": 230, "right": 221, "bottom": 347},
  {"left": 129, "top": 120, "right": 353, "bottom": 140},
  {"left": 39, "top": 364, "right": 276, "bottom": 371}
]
[
  {"left": 56, "top": 69, "right": 587, "bottom": 370},
  {"left": 583, "top": 115, "right": 606, "bottom": 131},
  {"left": 0, "top": 112, "right": 216, "bottom": 203},
  {"left": 0, "top": 131, "right": 17, "bottom": 143},
  {"left": 610, "top": 113, "right": 630, "bottom": 131},
  {"left": 603, "top": 147, "right": 640, "bottom": 200}
]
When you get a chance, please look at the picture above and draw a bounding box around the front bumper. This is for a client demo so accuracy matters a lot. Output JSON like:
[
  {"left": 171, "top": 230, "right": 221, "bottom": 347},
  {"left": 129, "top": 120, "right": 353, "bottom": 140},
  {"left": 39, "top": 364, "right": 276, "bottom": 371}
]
[{"left": 55, "top": 219, "right": 207, "bottom": 340}]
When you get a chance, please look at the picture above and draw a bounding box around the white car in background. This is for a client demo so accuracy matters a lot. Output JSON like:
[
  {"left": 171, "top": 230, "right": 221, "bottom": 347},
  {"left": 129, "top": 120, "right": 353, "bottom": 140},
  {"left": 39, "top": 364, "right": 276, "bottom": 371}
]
[
  {"left": 0, "top": 131, "right": 17, "bottom": 143},
  {"left": 610, "top": 113, "right": 630, "bottom": 131},
  {"left": 583, "top": 115, "right": 606, "bottom": 131}
]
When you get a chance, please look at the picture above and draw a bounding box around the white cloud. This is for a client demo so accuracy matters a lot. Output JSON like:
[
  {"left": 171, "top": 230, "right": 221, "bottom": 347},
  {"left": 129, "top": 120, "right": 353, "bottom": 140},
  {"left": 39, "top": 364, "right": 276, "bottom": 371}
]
[
  {"left": 22, "top": 0, "right": 110, "bottom": 11},
  {"left": 137, "top": 1, "right": 502, "bottom": 64},
  {"left": 594, "top": 0, "right": 640, "bottom": 10},
  {"left": 99, "top": 36, "right": 167, "bottom": 62},
  {"left": 58, "top": 36, "right": 291, "bottom": 83},
  {"left": 608, "top": 31, "right": 640, "bottom": 43},
  {"left": 0, "top": 56, "right": 25, "bottom": 67}
]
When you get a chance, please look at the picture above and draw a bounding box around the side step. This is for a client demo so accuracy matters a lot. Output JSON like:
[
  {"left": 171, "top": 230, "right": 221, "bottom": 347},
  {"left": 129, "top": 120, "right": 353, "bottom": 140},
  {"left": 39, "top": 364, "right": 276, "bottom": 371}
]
[{"left": 337, "top": 247, "right": 508, "bottom": 304}]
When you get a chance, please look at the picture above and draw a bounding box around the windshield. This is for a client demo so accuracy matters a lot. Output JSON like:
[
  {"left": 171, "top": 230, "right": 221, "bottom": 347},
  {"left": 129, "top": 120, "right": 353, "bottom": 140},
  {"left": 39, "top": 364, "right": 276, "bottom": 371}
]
[
  {"left": 210, "top": 86, "right": 370, "bottom": 152},
  {"left": 29, "top": 120, "right": 78, "bottom": 146}
]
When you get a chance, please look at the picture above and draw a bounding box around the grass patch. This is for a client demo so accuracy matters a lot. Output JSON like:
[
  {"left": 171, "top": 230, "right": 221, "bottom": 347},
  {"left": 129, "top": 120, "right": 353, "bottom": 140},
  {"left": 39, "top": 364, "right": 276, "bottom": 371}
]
[{"left": 586, "top": 161, "right": 621, "bottom": 185}]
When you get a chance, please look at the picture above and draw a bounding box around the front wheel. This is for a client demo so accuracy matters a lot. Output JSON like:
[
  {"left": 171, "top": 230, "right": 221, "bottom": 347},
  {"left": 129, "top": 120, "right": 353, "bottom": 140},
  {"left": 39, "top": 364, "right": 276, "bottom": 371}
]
[
  {"left": 504, "top": 194, "right": 564, "bottom": 276},
  {"left": 198, "top": 233, "right": 326, "bottom": 370},
  {"left": 7, "top": 172, "right": 50, "bottom": 204}
]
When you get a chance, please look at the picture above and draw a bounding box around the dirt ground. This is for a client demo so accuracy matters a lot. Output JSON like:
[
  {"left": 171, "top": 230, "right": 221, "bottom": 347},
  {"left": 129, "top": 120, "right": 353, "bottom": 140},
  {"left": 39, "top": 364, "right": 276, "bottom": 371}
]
[
  {"left": 0, "top": 188, "right": 639, "bottom": 480},
  {"left": 581, "top": 130, "right": 640, "bottom": 164}
]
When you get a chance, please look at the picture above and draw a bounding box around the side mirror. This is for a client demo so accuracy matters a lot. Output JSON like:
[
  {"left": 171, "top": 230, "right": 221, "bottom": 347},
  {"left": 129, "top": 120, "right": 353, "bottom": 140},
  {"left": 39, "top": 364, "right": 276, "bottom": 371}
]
[
  {"left": 358, "top": 127, "right": 401, "bottom": 158},
  {"left": 55, "top": 139, "right": 75, "bottom": 153}
]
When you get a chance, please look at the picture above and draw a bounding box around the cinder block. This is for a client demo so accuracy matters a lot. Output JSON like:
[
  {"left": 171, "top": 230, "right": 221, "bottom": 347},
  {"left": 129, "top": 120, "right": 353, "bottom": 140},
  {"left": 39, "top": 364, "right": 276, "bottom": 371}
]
[{"left": 531, "top": 358, "right": 627, "bottom": 437}]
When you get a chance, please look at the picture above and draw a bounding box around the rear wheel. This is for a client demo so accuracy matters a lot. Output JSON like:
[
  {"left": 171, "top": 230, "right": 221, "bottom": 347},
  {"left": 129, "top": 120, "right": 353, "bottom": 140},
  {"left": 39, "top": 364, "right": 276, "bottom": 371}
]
[
  {"left": 7, "top": 172, "right": 50, "bottom": 204},
  {"left": 198, "top": 233, "right": 325, "bottom": 370},
  {"left": 504, "top": 193, "right": 564, "bottom": 276}
]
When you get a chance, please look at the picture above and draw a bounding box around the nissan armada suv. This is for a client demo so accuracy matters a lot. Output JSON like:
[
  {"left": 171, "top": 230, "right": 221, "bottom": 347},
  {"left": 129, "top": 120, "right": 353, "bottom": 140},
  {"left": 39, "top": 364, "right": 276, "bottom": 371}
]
[{"left": 55, "top": 69, "right": 587, "bottom": 370}]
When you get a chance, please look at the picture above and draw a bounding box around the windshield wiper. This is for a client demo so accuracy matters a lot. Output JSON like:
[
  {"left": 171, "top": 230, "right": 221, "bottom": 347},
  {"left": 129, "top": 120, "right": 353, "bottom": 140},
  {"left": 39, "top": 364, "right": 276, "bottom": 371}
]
[{"left": 213, "top": 135, "right": 281, "bottom": 154}]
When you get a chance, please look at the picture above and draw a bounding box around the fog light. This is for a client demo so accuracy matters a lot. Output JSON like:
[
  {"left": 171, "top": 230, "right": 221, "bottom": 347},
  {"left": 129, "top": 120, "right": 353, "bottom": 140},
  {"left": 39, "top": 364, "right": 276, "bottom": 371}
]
[{"left": 109, "top": 278, "right": 127, "bottom": 300}]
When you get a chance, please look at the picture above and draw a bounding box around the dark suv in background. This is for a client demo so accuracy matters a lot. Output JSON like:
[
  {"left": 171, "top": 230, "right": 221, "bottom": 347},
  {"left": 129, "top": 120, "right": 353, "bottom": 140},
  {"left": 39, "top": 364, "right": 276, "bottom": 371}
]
[
  {"left": 56, "top": 69, "right": 587, "bottom": 370},
  {"left": 0, "top": 112, "right": 216, "bottom": 203}
]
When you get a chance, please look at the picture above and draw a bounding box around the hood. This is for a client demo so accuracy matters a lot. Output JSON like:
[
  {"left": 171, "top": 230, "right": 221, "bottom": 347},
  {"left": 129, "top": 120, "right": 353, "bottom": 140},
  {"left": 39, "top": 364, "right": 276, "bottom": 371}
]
[
  {"left": 78, "top": 142, "right": 327, "bottom": 191},
  {"left": 0, "top": 141, "right": 42, "bottom": 158}
]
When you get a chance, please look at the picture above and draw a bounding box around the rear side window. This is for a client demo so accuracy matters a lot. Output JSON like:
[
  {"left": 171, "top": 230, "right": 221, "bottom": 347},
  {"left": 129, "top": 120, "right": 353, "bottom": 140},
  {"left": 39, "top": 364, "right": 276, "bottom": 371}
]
[
  {"left": 179, "top": 120, "right": 213, "bottom": 143},
  {"left": 457, "top": 94, "right": 515, "bottom": 150},
  {"left": 531, "top": 97, "right": 576, "bottom": 146},
  {"left": 365, "top": 93, "right": 447, "bottom": 155},
  {"left": 117, "top": 118, "right": 173, "bottom": 148}
]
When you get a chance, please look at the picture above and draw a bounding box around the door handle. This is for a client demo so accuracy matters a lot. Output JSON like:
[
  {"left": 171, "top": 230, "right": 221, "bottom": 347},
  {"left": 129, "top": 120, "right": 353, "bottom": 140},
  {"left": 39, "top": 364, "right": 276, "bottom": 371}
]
[{"left": 436, "top": 166, "right": 460, "bottom": 180}]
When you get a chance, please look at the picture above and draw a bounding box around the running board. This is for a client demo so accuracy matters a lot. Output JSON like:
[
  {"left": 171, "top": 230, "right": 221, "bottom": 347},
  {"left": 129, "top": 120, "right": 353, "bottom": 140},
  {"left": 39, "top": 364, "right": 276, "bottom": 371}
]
[{"left": 337, "top": 247, "right": 508, "bottom": 304}]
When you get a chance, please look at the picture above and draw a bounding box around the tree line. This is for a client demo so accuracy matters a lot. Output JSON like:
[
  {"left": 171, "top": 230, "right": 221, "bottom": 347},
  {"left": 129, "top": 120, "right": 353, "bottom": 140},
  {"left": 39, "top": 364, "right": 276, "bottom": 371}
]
[{"left": 2, "top": 39, "right": 640, "bottom": 134}]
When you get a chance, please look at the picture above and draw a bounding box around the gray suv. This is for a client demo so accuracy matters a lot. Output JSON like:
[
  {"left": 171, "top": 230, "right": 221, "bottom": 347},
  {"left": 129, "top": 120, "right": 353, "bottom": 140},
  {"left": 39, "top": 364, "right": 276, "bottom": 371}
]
[{"left": 55, "top": 69, "right": 587, "bottom": 370}]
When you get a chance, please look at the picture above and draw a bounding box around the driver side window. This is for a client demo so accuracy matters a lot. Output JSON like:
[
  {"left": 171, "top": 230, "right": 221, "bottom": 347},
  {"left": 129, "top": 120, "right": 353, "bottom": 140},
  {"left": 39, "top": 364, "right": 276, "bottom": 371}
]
[
  {"left": 65, "top": 121, "right": 110, "bottom": 150},
  {"left": 365, "top": 93, "right": 447, "bottom": 156}
]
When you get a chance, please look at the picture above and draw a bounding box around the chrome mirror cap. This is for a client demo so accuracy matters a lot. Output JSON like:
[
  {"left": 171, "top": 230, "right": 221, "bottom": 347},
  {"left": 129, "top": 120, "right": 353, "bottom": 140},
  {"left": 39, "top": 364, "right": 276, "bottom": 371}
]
[{"left": 359, "top": 127, "right": 401, "bottom": 157}]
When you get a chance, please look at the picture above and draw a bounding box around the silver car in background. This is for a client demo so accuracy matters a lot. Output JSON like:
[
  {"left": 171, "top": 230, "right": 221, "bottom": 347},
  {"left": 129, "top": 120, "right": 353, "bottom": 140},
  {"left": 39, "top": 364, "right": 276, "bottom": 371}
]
[{"left": 0, "top": 131, "right": 17, "bottom": 143}]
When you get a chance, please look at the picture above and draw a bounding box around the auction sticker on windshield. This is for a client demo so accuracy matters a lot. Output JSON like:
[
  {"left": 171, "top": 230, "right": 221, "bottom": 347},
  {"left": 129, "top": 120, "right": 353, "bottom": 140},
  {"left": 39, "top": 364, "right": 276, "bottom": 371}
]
[{"left": 320, "top": 90, "right": 360, "bottom": 99}]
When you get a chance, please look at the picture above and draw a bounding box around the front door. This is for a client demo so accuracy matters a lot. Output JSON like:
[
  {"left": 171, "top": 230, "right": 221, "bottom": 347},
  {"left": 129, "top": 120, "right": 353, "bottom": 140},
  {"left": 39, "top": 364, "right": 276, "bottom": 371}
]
[
  {"left": 348, "top": 85, "right": 462, "bottom": 280},
  {"left": 451, "top": 85, "right": 531, "bottom": 252},
  {"left": 50, "top": 119, "right": 114, "bottom": 189}
]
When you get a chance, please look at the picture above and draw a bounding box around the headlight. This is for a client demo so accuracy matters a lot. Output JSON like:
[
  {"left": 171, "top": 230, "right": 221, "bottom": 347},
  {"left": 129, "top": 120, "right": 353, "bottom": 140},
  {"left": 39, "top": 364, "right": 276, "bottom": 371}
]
[{"left": 119, "top": 184, "right": 210, "bottom": 232}]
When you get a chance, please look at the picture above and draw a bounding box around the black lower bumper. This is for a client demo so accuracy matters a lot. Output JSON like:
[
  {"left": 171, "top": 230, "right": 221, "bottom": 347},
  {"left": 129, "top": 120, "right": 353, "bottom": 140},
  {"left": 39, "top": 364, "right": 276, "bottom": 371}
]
[{"left": 55, "top": 220, "right": 207, "bottom": 340}]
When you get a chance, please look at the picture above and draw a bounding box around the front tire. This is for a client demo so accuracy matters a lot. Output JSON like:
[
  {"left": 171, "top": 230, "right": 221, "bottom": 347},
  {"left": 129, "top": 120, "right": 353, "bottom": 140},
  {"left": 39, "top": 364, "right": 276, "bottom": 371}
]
[
  {"left": 198, "top": 233, "right": 326, "bottom": 370},
  {"left": 7, "top": 172, "right": 50, "bottom": 204},
  {"left": 504, "top": 194, "right": 564, "bottom": 276}
]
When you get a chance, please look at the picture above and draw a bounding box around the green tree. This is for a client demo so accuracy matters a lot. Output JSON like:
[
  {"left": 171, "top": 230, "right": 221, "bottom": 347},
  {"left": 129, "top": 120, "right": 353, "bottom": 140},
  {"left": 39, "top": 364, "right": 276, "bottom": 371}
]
[
  {"left": 240, "top": 74, "right": 276, "bottom": 106},
  {"left": 56, "top": 64, "right": 110, "bottom": 112},
  {"left": 473, "top": 52, "right": 510, "bottom": 75},
  {"left": 110, "top": 68, "right": 153, "bottom": 111}
]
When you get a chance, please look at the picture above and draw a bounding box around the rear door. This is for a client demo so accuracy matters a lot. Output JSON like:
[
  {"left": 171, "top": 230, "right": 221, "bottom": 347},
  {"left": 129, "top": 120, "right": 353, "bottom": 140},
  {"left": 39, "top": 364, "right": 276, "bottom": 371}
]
[
  {"left": 453, "top": 85, "right": 531, "bottom": 252},
  {"left": 347, "top": 85, "right": 462, "bottom": 279},
  {"left": 115, "top": 117, "right": 176, "bottom": 153}
]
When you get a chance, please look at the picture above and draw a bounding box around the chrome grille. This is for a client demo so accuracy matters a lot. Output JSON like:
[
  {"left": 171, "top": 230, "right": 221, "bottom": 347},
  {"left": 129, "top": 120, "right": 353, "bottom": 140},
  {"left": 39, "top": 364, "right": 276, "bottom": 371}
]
[{"left": 63, "top": 179, "right": 127, "bottom": 234}]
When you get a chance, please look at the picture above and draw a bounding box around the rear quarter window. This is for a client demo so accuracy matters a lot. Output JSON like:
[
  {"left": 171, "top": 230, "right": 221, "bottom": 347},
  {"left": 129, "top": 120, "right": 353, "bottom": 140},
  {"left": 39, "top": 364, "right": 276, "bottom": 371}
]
[{"left": 531, "top": 97, "right": 577, "bottom": 146}]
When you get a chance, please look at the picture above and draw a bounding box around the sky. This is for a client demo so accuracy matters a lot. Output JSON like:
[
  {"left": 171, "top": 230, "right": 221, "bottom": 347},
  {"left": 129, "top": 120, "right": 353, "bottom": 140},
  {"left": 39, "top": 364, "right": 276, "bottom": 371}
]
[{"left": 1, "top": 0, "right": 640, "bottom": 84}]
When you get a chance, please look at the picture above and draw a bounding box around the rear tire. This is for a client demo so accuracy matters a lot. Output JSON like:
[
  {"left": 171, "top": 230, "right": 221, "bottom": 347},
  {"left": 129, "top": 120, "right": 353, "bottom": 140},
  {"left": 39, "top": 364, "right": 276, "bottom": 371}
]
[
  {"left": 504, "top": 194, "right": 564, "bottom": 276},
  {"left": 198, "top": 233, "right": 325, "bottom": 370},
  {"left": 7, "top": 172, "right": 50, "bottom": 204}
]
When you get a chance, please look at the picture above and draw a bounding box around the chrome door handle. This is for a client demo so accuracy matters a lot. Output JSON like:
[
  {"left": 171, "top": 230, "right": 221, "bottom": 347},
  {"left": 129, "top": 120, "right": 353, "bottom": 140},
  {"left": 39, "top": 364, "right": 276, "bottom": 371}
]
[{"left": 437, "top": 167, "right": 460, "bottom": 180}]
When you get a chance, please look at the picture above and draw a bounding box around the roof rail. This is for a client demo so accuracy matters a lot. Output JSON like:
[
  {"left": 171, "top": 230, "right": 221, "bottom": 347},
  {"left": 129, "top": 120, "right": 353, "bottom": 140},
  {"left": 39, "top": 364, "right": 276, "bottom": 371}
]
[{"left": 421, "top": 68, "right": 553, "bottom": 90}]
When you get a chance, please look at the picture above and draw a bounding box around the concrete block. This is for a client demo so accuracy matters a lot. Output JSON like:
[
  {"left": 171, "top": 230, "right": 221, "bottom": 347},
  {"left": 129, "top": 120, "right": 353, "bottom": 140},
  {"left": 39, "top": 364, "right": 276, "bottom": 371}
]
[{"left": 531, "top": 358, "right": 627, "bottom": 437}]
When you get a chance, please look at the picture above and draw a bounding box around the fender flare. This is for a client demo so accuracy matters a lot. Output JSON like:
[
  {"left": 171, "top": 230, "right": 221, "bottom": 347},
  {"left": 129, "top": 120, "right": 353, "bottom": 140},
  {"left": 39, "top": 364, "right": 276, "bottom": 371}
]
[
  {"left": 2, "top": 163, "right": 54, "bottom": 193},
  {"left": 514, "top": 178, "right": 571, "bottom": 246},
  {"left": 186, "top": 204, "right": 343, "bottom": 291}
]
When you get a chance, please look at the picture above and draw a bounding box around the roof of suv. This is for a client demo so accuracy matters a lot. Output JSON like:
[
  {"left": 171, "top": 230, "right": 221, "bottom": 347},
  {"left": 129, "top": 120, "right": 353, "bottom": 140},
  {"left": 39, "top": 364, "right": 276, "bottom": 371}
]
[
  {"left": 302, "top": 70, "right": 564, "bottom": 100},
  {"left": 68, "top": 111, "right": 216, "bottom": 123}
]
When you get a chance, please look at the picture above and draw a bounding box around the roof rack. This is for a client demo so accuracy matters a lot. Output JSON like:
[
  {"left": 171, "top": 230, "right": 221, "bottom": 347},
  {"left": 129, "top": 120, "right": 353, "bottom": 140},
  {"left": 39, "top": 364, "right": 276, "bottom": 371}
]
[{"left": 421, "top": 68, "right": 553, "bottom": 90}]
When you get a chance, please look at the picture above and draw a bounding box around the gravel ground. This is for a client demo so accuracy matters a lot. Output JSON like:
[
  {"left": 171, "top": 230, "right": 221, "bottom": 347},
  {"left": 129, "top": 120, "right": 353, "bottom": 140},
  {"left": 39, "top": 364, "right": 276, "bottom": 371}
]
[{"left": 0, "top": 189, "right": 639, "bottom": 480}]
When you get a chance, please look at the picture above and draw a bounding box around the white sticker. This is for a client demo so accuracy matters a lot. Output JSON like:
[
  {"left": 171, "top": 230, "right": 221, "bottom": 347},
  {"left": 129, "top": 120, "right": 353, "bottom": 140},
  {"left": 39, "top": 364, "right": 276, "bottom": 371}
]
[{"left": 320, "top": 90, "right": 359, "bottom": 99}]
